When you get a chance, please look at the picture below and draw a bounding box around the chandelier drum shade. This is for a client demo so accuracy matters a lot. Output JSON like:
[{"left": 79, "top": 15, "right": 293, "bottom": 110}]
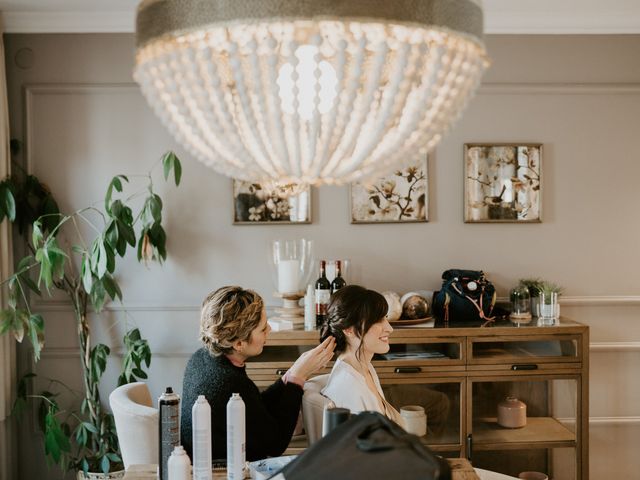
[{"left": 135, "top": 0, "right": 489, "bottom": 188}]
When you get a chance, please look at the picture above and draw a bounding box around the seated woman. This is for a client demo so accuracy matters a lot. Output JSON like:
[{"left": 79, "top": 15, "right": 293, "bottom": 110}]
[
  {"left": 320, "top": 285, "right": 403, "bottom": 425},
  {"left": 181, "top": 286, "right": 335, "bottom": 461}
]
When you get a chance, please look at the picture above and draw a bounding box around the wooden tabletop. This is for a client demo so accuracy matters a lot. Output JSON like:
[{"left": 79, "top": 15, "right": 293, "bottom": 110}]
[{"left": 124, "top": 458, "right": 479, "bottom": 479}]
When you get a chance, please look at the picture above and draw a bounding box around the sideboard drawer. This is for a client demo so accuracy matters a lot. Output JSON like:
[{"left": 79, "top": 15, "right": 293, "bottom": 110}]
[{"left": 468, "top": 335, "right": 582, "bottom": 366}]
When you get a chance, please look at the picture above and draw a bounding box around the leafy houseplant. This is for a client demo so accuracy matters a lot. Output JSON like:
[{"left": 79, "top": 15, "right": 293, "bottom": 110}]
[{"left": 0, "top": 149, "right": 182, "bottom": 477}]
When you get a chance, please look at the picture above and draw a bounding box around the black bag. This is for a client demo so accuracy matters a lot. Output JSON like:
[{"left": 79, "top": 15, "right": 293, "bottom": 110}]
[
  {"left": 274, "top": 411, "right": 451, "bottom": 480},
  {"left": 432, "top": 269, "right": 497, "bottom": 323}
]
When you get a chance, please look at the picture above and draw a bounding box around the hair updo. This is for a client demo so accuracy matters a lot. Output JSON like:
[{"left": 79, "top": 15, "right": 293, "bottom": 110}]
[
  {"left": 199, "top": 286, "right": 264, "bottom": 356},
  {"left": 319, "top": 285, "right": 388, "bottom": 359}
]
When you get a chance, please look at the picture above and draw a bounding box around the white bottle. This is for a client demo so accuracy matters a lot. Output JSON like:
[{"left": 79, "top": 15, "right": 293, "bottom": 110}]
[
  {"left": 192, "top": 395, "right": 212, "bottom": 480},
  {"left": 304, "top": 284, "right": 315, "bottom": 331},
  {"left": 226, "top": 393, "right": 245, "bottom": 480},
  {"left": 168, "top": 445, "right": 191, "bottom": 480}
]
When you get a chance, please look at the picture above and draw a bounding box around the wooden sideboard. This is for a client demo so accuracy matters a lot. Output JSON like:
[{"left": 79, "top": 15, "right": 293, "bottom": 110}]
[{"left": 248, "top": 317, "right": 589, "bottom": 480}]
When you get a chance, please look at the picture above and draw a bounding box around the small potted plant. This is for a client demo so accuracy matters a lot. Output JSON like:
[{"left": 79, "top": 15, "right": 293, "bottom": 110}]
[{"left": 538, "top": 281, "right": 563, "bottom": 321}]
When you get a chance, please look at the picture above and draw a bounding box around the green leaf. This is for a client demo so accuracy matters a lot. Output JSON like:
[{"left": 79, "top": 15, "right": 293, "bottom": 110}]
[
  {"left": 97, "top": 239, "right": 108, "bottom": 279},
  {"left": 32, "top": 220, "right": 43, "bottom": 248},
  {"left": 28, "top": 314, "right": 45, "bottom": 361},
  {"left": 101, "top": 455, "right": 110, "bottom": 474},
  {"left": 0, "top": 182, "right": 16, "bottom": 221},
  {"left": 105, "top": 241, "right": 116, "bottom": 274},
  {"left": 81, "top": 255, "right": 93, "bottom": 293},
  {"left": 104, "top": 175, "right": 128, "bottom": 213},
  {"left": 83, "top": 422, "right": 98, "bottom": 434},
  {"left": 106, "top": 453, "right": 121, "bottom": 463},
  {"left": 162, "top": 151, "right": 183, "bottom": 186},
  {"left": 132, "top": 368, "right": 147, "bottom": 379},
  {"left": 90, "top": 278, "right": 106, "bottom": 312},
  {"left": 173, "top": 156, "right": 182, "bottom": 186}
]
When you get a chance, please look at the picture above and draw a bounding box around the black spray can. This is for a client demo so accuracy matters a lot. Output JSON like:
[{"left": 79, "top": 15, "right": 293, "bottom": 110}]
[{"left": 158, "top": 387, "right": 180, "bottom": 480}]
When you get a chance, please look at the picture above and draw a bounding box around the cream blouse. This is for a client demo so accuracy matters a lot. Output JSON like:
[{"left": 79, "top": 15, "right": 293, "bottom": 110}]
[{"left": 322, "top": 358, "right": 405, "bottom": 427}]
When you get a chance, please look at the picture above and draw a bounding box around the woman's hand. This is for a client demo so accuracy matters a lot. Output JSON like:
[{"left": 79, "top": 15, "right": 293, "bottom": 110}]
[{"left": 288, "top": 336, "right": 336, "bottom": 382}]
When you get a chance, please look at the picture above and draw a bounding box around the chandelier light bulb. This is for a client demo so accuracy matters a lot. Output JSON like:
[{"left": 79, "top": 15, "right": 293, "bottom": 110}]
[{"left": 134, "top": 0, "right": 489, "bottom": 188}]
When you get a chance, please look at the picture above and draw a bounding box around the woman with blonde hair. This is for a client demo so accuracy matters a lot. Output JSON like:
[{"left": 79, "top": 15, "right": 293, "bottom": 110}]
[{"left": 181, "top": 286, "right": 335, "bottom": 461}]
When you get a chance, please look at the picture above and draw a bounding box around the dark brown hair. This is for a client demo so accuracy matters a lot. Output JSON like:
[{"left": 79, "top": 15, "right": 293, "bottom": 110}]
[{"left": 319, "top": 285, "right": 388, "bottom": 359}]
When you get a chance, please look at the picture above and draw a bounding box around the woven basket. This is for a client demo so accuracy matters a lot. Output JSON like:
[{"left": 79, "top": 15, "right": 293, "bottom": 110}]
[{"left": 76, "top": 470, "right": 125, "bottom": 480}]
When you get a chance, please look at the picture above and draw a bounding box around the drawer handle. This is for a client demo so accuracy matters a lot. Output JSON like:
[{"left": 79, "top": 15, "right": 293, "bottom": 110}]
[
  {"left": 511, "top": 364, "right": 538, "bottom": 371},
  {"left": 394, "top": 367, "right": 422, "bottom": 374},
  {"left": 276, "top": 369, "right": 287, "bottom": 376}
]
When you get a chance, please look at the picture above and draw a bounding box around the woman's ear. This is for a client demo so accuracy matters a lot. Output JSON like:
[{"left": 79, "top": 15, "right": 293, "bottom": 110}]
[
  {"left": 343, "top": 326, "right": 355, "bottom": 337},
  {"left": 233, "top": 339, "right": 245, "bottom": 353}
]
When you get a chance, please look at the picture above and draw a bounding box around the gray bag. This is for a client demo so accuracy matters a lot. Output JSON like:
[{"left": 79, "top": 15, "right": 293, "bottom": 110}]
[{"left": 273, "top": 411, "right": 451, "bottom": 480}]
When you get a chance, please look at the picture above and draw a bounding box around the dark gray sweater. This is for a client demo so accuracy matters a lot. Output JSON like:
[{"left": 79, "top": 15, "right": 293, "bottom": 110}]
[{"left": 180, "top": 348, "right": 303, "bottom": 461}]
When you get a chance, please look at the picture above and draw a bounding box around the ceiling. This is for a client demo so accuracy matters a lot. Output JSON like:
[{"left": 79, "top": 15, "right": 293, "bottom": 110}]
[{"left": 0, "top": 0, "right": 639, "bottom": 34}]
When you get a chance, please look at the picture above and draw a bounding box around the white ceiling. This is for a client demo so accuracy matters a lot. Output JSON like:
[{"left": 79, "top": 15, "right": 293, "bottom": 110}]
[{"left": 1, "top": 0, "right": 639, "bottom": 34}]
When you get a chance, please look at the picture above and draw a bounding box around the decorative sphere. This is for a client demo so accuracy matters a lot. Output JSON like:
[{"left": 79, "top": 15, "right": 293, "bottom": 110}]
[
  {"left": 382, "top": 291, "right": 402, "bottom": 322},
  {"left": 400, "top": 293, "right": 430, "bottom": 320}
]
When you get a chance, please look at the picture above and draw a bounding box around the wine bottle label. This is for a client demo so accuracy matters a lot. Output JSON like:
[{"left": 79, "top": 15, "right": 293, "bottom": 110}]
[{"left": 315, "top": 289, "right": 330, "bottom": 314}]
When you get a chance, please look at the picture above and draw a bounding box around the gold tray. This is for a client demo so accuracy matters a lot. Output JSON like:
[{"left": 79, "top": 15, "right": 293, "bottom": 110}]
[{"left": 389, "top": 316, "right": 433, "bottom": 326}]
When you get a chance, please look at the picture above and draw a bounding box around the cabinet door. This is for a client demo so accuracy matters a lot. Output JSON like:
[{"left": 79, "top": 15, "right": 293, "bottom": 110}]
[
  {"left": 468, "top": 375, "right": 581, "bottom": 480},
  {"left": 380, "top": 377, "right": 465, "bottom": 454}
]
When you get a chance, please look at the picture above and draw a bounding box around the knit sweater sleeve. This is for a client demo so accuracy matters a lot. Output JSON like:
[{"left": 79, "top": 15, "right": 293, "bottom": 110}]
[{"left": 242, "top": 378, "right": 303, "bottom": 460}]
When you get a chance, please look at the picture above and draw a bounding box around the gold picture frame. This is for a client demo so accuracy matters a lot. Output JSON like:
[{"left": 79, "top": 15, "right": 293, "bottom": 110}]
[
  {"left": 350, "top": 157, "right": 429, "bottom": 224},
  {"left": 232, "top": 180, "right": 311, "bottom": 224},
  {"left": 464, "top": 143, "right": 542, "bottom": 223}
]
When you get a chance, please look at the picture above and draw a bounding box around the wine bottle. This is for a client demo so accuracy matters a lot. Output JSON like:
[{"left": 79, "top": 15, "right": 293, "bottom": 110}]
[
  {"left": 330, "top": 260, "right": 346, "bottom": 295},
  {"left": 315, "top": 260, "right": 331, "bottom": 328}
]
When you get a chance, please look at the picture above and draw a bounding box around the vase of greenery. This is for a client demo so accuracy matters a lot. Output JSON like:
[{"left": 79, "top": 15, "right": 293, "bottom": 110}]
[
  {"left": 518, "top": 278, "right": 563, "bottom": 320},
  {"left": 0, "top": 147, "right": 182, "bottom": 478}
]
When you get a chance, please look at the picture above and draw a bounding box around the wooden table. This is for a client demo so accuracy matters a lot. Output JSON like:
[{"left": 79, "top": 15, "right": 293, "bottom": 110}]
[{"left": 124, "top": 458, "right": 480, "bottom": 479}]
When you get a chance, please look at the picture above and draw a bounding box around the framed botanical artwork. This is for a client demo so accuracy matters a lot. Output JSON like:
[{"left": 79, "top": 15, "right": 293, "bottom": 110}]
[
  {"left": 233, "top": 180, "right": 311, "bottom": 224},
  {"left": 350, "top": 158, "right": 428, "bottom": 223},
  {"left": 464, "top": 143, "right": 542, "bottom": 223}
]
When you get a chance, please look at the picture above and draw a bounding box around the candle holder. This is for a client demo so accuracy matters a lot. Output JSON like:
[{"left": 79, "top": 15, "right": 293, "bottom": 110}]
[{"left": 269, "top": 239, "right": 314, "bottom": 326}]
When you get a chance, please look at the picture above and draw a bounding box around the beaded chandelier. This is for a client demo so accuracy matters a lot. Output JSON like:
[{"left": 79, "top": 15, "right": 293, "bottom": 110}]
[{"left": 134, "top": 0, "right": 489, "bottom": 188}]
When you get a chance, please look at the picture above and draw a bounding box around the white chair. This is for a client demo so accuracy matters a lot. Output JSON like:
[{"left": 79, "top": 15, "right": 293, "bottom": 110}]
[
  {"left": 109, "top": 382, "right": 158, "bottom": 468},
  {"left": 302, "top": 374, "right": 333, "bottom": 445}
]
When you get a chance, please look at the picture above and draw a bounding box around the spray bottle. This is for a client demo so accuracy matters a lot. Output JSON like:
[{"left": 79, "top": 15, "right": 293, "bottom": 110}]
[
  {"left": 192, "top": 395, "right": 212, "bottom": 480},
  {"left": 226, "top": 393, "right": 245, "bottom": 480}
]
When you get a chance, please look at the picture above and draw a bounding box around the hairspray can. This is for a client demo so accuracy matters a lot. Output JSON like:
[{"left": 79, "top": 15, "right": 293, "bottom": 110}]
[
  {"left": 158, "top": 387, "right": 180, "bottom": 480},
  {"left": 226, "top": 393, "right": 245, "bottom": 480},
  {"left": 192, "top": 395, "right": 212, "bottom": 480}
]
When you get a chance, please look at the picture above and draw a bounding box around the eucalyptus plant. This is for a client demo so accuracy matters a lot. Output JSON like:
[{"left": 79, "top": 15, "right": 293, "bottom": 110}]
[
  {"left": 0, "top": 150, "right": 182, "bottom": 475},
  {"left": 518, "top": 278, "right": 564, "bottom": 297}
]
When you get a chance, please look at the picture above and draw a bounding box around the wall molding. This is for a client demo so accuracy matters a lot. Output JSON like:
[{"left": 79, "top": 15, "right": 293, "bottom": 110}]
[
  {"left": 24, "top": 83, "right": 139, "bottom": 174},
  {"left": 1, "top": 11, "right": 135, "bottom": 34},
  {"left": 590, "top": 342, "right": 640, "bottom": 353},
  {"left": 479, "top": 83, "right": 640, "bottom": 96}
]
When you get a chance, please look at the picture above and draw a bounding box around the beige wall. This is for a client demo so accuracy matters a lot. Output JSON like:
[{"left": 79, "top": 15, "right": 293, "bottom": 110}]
[{"left": 4, "top": 33, "right": 640, "bottom": 479}]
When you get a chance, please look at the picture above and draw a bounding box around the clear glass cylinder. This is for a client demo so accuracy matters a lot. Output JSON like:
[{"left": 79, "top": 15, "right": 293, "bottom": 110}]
[
  {"left": 510, "top": 286, "right": 532, "bottom": 320},
  {"left": 539, "top": 291, "right": 558, "bottom": 323},
  {"left": 270, "top": 239, "right": 314, "bottom": 294}
]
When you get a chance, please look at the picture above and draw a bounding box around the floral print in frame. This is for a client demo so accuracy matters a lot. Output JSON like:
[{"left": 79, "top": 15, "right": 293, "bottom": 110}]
[
  {"left": 350, "top": 158, "right": 428, "bottom": 223},
  {"left": 464, "top": 143, "right": 542, "bottom": 223},
  {"left": 233, "top": 180, "right": 311, "bottom": 224}
]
